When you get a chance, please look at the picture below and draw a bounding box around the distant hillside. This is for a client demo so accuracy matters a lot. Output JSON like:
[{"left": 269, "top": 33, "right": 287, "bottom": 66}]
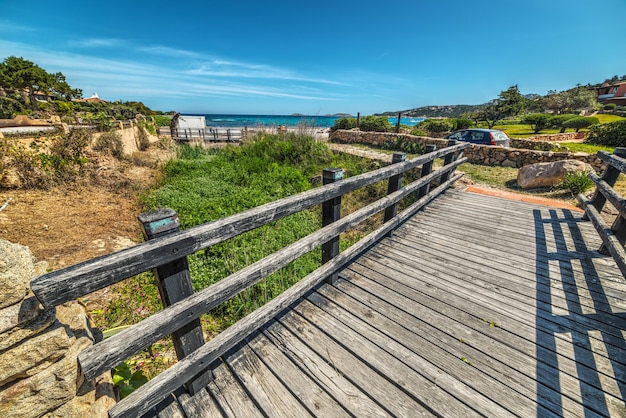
[{"left": 377, "top": 104, "right": 486, "bottom": 118}]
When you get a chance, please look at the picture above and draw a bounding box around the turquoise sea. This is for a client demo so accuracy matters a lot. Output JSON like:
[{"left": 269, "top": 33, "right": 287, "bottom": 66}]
[{"left": 200, "top": 114, "right": 424, "bottom": 128}]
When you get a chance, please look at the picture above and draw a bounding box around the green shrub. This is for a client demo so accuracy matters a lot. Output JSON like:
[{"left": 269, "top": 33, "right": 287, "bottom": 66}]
[
  {"left": 562, "top": 116, "right": 599, "bottom": 132},
  {"left": 416, "top": 118, "right": 454, "bottom": 134},
  {"left": 555, "top": 171, "right": 594, "bottom": 196},
  {"left": 409, "top": 127, "right": 427, "bottom": 136},
  {"left": 522, "top": 113, "right": 552, "bottom": 134},
  {"left": 94, "top": 131, "right": 125, "bottom": 158},
  {"left": 549, "top": 114, "right": 578, "bottom": 133},
  {"left": 152, "top": 115, "right": 172, "bottom": 127},
  {"left": 452, "top": 118, "right": 474, "bottom": 130},
  {"left": 331, "top": 117, "right": 357, "bottom": 131},
  {"left": 359, "top": 116, "right": 391, "bottom": 132},
  {"left": 0, "top": 96, "right": 24, "bottom": 118},
  {"left": 586, "top": 120, "right": 626, "bottom": 146},
  {"left": 603, "top": 103, "right": 617, "bottom": 111}
]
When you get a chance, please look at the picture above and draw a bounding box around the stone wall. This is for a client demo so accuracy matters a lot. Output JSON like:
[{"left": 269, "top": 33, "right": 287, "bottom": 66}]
[
  {"left": 0, "top": 240, "right": 115, "bottom": 418},
  {"left": 329, "top": 130, "right": 605, "bottom": 171}
]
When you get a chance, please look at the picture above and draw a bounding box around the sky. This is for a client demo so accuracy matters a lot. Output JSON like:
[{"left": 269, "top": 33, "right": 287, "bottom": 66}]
[{"left": 1, "top": 0, "right": 625, "bottom": 116}]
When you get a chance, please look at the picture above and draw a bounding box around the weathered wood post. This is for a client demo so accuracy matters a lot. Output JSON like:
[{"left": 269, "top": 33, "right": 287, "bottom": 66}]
[
  {"left": 322, "top": 168, "right": 343, "bottom": 284},
  {"left": 138, "top": 208, "right": 211, "bottom": 394},
  {"left": 356, "top": 112, "right": 360, "bottom": 129},
  {"left": 418, "top": 145, "right": 437, "bottom": 198},
  {"left": 396, "top": 112, "right": 401, "bottom": 133},
  {"left": 440, "top": 140, "right": 457, "bottom": 182},
  {"left": 589, "top": 147, "right": 626, "bottom": 214},
  {"left": 594, "top": 147, "right": 626, "bottom": 253},
  {"left": 384, "top": 153, "right": 406, "bottom": 236}
]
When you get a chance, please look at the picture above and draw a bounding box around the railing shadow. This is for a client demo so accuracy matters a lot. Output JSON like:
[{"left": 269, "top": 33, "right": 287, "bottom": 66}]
[{"left": 534, "top": 208, "right": 626, "bottom": 417}]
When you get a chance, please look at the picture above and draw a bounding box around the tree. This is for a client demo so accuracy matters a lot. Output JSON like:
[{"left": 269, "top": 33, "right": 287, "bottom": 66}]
[
  {"left": 522, "top": 113, "right": 552, "bottom": 134},
  {"left": 541, "top": 87, "right": 597, "bottom": 114},
  {"left": 562, "top": 116, "right": 599, "bottom": 132},
  {"left": 476, "top": 85, "right": 527, "bottom": 128},
  {"left": 0, "top": 56, "right": 81, "bottom": 110}
]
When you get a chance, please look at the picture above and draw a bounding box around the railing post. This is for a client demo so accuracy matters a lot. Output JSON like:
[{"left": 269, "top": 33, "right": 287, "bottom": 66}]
[
  {"left": 418, "top": 145, "right": 437, "bottom": 198},
  {"left": 594, "top": 147, "right": 626, "bottom": 253},
  {"left": 384, "top": 153, "right": 406, "bottom": 236},
  {"left": 322, "top": 168, "right": 343, "bottom": 284},
  {"left": 396, "top": 112, "right": 401, "bottom": 133},
  {"left": 590, "top": 147, "right": 626, "bottom": 214},
  {"left": 440, "top": 140, "right": 457, "bottom": 182},
  {"left": 137, "top": 208, "right": 211, "bottom": 394}
]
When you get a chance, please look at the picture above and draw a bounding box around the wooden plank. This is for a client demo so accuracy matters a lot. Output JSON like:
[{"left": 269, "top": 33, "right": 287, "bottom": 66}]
[
  {"left": 31, "top": 144, "right": 468, "bottom": 308},
  {"left": 347, "top": 258, "right": 626, "bottom": 398},
  {"left": 331, "top": 274, "right": 612, "bottom": 417},
  {"left": 261, "top": 321, "right": 390, "bottom": 417},
  {"left": 224, "top": 343, "right": 314, "bottom": 417},
  {"left": 246, "top": 331, "right": 353, "bottom": 417},
  {"left": 209, "top": 362, "right": 264, "bottom": 418},
  {"left": 80, "top": 168, "right": 463, "bottom": 382},
  {"left": 292, "top": 298, "right": 501, "bottom": 417},
  {"left": 317, "top": 282, "right": 566, "bottom": 417},
  {"left": 277, "top": 309, "right": 431, "bottom": 417},
  {"left": 178, "top": 389, "right": 222, "bottom": 418},
  {"left": 362, "top": 248, "right": 626, "bottom": 370},
  {"left": 340, "top": 267, "right": 622, "bottom": 416},
  {"left": 306, "top": 288, "right": 538, "bottom": 417},
  {"left": 388, "top": 227, "right": 626, "bottom": 316}
]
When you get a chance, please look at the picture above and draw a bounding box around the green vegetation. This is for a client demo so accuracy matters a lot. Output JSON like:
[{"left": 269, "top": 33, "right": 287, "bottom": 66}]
[
  {"left": 414, "top": 118, "right": 454, "bottom": 134},
  {"left": 554, "top": 172, "right": 594, "bottom": 196},
  {"left": 93, "top": 131, "right": 125, "bottom": 158},
  {"left": 140, "top": 133, "right": 384, "bottom": 327},
  {"left": 562, "top": 116, "right": 599, "bottom": 132},
  {"left": 586, "top": 120, "right": 626, "bottom": 147}
]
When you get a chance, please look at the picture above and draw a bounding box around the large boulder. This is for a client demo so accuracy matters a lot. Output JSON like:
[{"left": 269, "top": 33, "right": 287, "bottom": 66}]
[{"left": 517, "top": 159, "right": 593, "bottom": 189}]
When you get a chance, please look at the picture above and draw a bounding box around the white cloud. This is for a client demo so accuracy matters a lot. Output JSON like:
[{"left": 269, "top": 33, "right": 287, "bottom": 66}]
[{"left": 69, "top": 38, "right": 126, "bottom": 48}]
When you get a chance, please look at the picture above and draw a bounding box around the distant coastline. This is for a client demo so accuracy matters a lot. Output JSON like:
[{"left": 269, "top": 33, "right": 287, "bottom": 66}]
[{"left": 192, "top": 114, "right": 424, "bottom": 129}]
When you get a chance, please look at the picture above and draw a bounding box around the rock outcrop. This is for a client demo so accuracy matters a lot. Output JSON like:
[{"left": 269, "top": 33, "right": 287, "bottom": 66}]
[
  {"left": 516, "top": 160, "right": 593, "bottom": 189},
  {"left": 0, "top": 240, "right": 115, "bottom": 417}
]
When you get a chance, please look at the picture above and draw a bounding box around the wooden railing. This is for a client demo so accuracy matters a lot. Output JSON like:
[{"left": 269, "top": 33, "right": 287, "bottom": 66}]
[
  {"left": 30, "top": 141, "right": 468, "bottom": 417},
  {"left": 170, "top": 128, "right": 244, "bottom": 142},
  {"left": 578, "top": 147, "right": 626, "bottom": 276}
]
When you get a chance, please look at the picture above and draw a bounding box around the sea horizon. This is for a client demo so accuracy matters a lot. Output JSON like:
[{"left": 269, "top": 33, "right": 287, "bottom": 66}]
[{"left": 187, "top": 114, "right": 425, "bottom": 129}]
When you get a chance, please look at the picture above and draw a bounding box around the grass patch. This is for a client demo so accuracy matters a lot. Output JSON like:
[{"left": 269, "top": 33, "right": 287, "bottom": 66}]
[
  {"left": 138, "top": 133, "right": 385, "bottom": 329},
  {"left": 595, "top": 114, "right": 626, "bottom": 124},
  {"left": 562, "top": 142, "right": 614, "bottom": 154}
]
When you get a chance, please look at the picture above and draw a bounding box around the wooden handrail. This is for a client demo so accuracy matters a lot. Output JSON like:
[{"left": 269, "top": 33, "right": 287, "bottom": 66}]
[
  {"left": 30, "top": 143, "right": 468, "bottom": 308},
  {"left": 108, "top": 173, "right": 463, "bottom": 418},
  {"left": 78, "top": 158, "right": 467, "bottom": 381},
  {"left": 578, "top": 147, "right": 626, "bottom": 277}
]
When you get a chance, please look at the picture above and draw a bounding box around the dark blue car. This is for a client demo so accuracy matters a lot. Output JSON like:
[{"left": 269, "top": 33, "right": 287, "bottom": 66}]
[{"left": 445, "top": 129, "right": 510, "bottom": 147}]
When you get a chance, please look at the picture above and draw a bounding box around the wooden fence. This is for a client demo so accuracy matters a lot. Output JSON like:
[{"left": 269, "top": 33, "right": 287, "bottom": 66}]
[
  {"left": 170, "top": 128, "right": 244, "bottom": 142},
  {"left": 578, "top": 147, "right": 626, "bottom": 276},
  {"left": 30, "top": 141, "right": 469, "bottom": 417}
]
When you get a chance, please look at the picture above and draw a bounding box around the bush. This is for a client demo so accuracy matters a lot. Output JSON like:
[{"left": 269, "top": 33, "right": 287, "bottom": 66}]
[
  {"left": 94, "top": 131, "right": 125, "bottom": 158},
  {"left": 380, "top": 137, "right": 424, "bottom": 154},
  {"left": 452, "top": 118, "right": 474, "bottom": 130},
  {"left": 586, "top": 120, "right": 626, "bottom": 147},
  {"left": 549, "top": 114, "right": 578, "bottom": 133},
  {"left": 331, "top": 117, "right": 357, "bottom": 131},
  {"left": 415, "top": 118, "right": 454, "bottom": 134},
  {"left": 555, "top": 171, "right": 594, "bottom": 196},
  {"left": 522, "top": 113, "right": 552, "bottom": 133},
  {"left": 603, "top": 103, "right": 617, "bottom": 111},
  {"left": 359, "top": 116, "right": 391, "bottom": 132},
  {"left": 562, "top": 116, "right": 599, "bottom": 132}
]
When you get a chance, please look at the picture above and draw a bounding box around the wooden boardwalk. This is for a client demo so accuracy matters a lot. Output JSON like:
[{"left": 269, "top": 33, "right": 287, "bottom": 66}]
[{"left": 150, "top": 189, "right": 626, "bottom": 417}]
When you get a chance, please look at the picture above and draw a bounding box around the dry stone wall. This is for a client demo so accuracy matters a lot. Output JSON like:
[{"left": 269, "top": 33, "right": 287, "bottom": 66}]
[
  {"left": 0, "top": 240, "right": 115, "bottom": 418},
  {"left": 330, "top": 130, "right": 605, "bottom": 171}
]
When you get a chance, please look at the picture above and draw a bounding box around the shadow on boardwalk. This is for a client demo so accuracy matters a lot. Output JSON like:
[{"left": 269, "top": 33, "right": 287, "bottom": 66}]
[{"left": 534, "top": 208, "right": 626, "bottom": 416}]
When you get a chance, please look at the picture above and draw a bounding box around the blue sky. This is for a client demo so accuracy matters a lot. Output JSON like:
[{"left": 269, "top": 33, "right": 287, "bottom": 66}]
[{"left": 1, "top": 0, "right": 625, "bottom": 115}]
